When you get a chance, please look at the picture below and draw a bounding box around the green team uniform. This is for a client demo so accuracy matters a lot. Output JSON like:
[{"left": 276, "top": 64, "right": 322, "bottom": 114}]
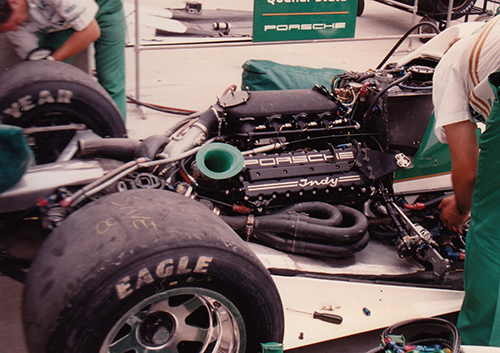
[
  {"left": 433, "top": 15, "right": 500, "bottom": 345},
  {"left": 458, "top": 71, "right": 500, "bottom": 346}
]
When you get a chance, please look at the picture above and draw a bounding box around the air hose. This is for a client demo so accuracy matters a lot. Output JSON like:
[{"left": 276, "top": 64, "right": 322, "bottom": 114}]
[
  {"left": 376, "top": 22, "right": 440, "bottom": 70},
  {"left": 365, "top": 317, "right": 461, "bottom": 353},
  {"left": 222, "top": 202, "right": 370, "bottom": 257}
]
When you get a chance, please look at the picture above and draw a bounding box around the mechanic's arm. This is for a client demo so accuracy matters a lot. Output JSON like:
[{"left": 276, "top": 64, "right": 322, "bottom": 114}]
[
  {"left": 51, "top": 19, "right": 100, "bottom": 62},
  {"left": 439, "top": 120, "right": 478, "bottom": 233}
]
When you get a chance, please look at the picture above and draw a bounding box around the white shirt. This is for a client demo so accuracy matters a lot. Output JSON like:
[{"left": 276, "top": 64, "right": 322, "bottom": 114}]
[
  {"left": 433, "top": 15, "right": 500, "bottom": 143},
  {"left": 7, "top": 0, "right": 98, "bottom": 58}
]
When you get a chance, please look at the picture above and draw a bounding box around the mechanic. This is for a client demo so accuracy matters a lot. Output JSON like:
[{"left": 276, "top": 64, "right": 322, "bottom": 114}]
[
  {"left": 0, "top": 0, "right": 127, "bottom": 121},
  {"left": 433, "top": 14, "right": 500, "bottom": 346}
]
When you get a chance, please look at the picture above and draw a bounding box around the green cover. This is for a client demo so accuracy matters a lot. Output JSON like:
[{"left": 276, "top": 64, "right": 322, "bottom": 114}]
[
  {"left": 241, "top": 59, "right": 346, "bottom": 91},
  {"left": 457, "top": 71, "right": 500, "bottom": 346},
  {"left": 0, "top": 125, "right": 32, "bottom": 193}
]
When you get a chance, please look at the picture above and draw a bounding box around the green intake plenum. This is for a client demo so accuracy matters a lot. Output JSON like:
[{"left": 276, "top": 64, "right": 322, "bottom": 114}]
[{"left": 196, "top": 142, "right": 244, "bottom": 180}]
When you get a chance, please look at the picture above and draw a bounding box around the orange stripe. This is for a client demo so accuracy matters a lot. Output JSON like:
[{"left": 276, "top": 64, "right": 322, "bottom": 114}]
[
  {"left": 468, "top": 27, "right": 486, "bottom": 85},
  {"left": 470, "top": 90, "right": 490, "bottom": 118}
]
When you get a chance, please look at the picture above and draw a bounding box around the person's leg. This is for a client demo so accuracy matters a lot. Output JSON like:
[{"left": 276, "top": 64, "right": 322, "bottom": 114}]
[
  {"left": 94, "top": 0, "right": 126, "bottom": 120},
  {"left": 457, "top": 72, "right": 500, "bottom": 346},
  {"left": 40, "top": 5, "right": 126, "bottom": 121}
]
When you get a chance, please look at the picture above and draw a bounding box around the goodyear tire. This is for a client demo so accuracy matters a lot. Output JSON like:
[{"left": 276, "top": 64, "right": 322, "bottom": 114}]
[
  {"left": 23, "top": 189, "right": 284, "bottom": 353},
  {"left": 0, "top": 60, "right": 126, "bottom": 164}
]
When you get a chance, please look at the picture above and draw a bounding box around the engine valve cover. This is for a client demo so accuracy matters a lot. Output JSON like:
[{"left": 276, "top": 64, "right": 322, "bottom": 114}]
[{"left": 241, "top": 147, "right": 366, "bottom": 205}]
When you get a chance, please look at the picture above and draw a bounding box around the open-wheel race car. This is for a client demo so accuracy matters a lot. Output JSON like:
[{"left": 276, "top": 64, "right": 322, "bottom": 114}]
[{"left": 0, "top": 22, "right": 491, "bottom": 353}]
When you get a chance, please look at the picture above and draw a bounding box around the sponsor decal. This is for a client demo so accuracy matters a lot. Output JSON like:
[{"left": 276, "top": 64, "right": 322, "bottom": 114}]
[
  {"left": 253, "top": 0, "right": 356, "bottom": 42},
  {"left": 246, "top": 174, "right": 361, "bottom": 192},
  {"left": 263, "top": 22, "right": 346, "bottom": 31},
  {"left": 2, "top": 90, "right": 73, "bottom": 118},
  {"left": 244, "top": 151, "right": 354, "bottom": 167},
  {"left": 115, "top": 256, "right": 214, "bottom": 300}
]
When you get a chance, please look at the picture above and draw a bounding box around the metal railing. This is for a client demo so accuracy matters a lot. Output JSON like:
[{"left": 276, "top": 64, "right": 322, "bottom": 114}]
[{"left": 129, "top": 0, "right": 451, "bottom": 104}]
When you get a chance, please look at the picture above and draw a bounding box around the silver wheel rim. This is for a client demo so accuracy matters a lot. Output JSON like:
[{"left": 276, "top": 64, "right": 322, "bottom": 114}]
[{"left": 100, "top": 288, "right": 246, "bottom": 353}]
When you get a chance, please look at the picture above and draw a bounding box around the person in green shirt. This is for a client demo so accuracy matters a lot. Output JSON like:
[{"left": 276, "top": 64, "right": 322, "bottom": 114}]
[{"left": 0, "top": 0, "right": 127, "bottom": 120}]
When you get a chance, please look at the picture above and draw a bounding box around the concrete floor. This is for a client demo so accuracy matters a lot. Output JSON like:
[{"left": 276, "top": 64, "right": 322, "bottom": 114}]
[
  {"left": 0, "top": 0, "right": 495, "bottom": 351},
  {"left": 124, "top": 0, "right": 427, "bottom": 139}
]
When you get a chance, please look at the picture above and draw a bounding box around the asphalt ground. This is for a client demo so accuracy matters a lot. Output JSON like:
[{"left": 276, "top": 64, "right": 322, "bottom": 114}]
[
  {"left": 124, "top": 0, "right": 430, "bottom": 139},
  {"left": 0, "top": 0, "right": 496, "bottom": 351}
]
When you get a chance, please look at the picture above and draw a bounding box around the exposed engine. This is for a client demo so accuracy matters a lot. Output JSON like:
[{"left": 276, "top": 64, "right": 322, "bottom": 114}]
[
  {"left": 186, "top": 67, "right": 429, "bottom": 214},
  {"left": 241, "top": 147, "right": 365, "bottom": 207},
  {"left": 21, "top": 64, "right": 464, "bottom": 281}
]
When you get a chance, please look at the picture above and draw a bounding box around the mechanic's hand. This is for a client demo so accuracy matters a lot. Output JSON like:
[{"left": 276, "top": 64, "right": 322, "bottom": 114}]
[{"left": 438, "top": 195, "right": 469, "bottom": 234}]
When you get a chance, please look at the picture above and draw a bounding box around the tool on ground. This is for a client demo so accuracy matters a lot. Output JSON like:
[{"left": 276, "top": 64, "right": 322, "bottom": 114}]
[{"left": 286, "top": 308, "right": 343, "bottom": 324}]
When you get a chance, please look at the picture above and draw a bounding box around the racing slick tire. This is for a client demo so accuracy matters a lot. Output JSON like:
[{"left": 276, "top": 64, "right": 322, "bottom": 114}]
[
  {"left": 357, "top": 0, "right": 365, "bottom": 16},
  {"left": 23, "top": 189, "right": 284, "bottom": 353},
  {"left": 0, "top": 60, "right": 126, "bottom": 164},
  {"left": 433, "top": 0, "right": 476, "bottom": 20}
]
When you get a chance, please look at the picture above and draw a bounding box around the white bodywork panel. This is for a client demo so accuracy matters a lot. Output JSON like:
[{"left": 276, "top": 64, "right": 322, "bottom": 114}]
[
  {"left": 394, "top": 173, "right": 452, "bottom": 195},
  {"left": 250, "top": 242, "right": 464, "bottom": 349},
  {"left": 274, "top": 275, "right": 463, "bottom": 349}
]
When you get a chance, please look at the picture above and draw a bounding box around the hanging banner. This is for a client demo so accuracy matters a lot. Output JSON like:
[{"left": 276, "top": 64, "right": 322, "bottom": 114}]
[{"left": 253, "top": 0, "right": 357, "bottom": 42}]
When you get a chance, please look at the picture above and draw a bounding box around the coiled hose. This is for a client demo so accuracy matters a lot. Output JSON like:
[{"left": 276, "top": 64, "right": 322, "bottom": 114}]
[
  {"left": 365, "top": 317, "right": 461, "bottom": 353},
  {"left": 222, "top": 202, "right": 370, "bottom": 257}
]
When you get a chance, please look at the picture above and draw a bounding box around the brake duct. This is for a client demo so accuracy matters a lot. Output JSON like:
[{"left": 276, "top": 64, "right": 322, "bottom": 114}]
[{"left": 222, "top": 202, "right": 369, "bottom": 257}]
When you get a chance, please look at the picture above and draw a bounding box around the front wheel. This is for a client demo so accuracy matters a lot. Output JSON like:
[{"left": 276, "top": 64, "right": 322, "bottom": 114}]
[{"left": 23, "top": 190, "right": 284, "bottom": 353}]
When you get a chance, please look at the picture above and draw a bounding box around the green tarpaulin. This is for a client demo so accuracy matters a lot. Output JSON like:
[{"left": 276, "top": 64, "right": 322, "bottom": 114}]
[
  {"left": 0, "top": 125, "right": 32, "bottom": 193},
  {"left": 241, "top": 59, "right": 346, "bottom": 92}
]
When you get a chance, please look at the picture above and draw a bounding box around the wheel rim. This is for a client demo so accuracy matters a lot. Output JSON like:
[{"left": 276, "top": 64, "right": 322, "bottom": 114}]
[{"left": 100, "top": 288, "right": 247, "bottom": 353}]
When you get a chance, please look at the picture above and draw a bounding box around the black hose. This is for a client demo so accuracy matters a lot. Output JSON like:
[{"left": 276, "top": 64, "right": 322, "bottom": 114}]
[
  {"left": 258, "top": 204, "right": 368, "bottom": 243},
  {"left": 127, "top": 95, "right": 196, "bottom": 116},
  {"left": 255, "top": 229, "right": 370, "bottom": 257},
  {"left": 364, "top": 318, "right": 461, "bottom": 353},
  {"left": 222, "top": 202, "right": 370, "bottom": 257},
  {"left": 133, "top": 135, "right": 171, "bottom": 160},
  {"left": 77, "top": 138, "right": 141, "bottom": 161},
  {"left": 376, "top": 22, "right": 440, "bottom": 70},
  {"left": 375, "top": 317, "right": 461, "bottom": 353}
]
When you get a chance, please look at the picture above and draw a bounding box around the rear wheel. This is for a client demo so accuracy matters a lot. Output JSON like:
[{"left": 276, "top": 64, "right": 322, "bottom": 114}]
[
  {"left": 103, "top": 288, "right": 245, "bottom": 353},
  {"left": 0, "top": 60, "right": 126, "bottom": 164},
  {"left": 23, "top": 190, "right": 284, "bottom": 353},
  {"left": 357, "top": 0, "right": 365, "bottom": 16},
  {"left": 434, "top": 0, "right": 476, "bottom": 19}
]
